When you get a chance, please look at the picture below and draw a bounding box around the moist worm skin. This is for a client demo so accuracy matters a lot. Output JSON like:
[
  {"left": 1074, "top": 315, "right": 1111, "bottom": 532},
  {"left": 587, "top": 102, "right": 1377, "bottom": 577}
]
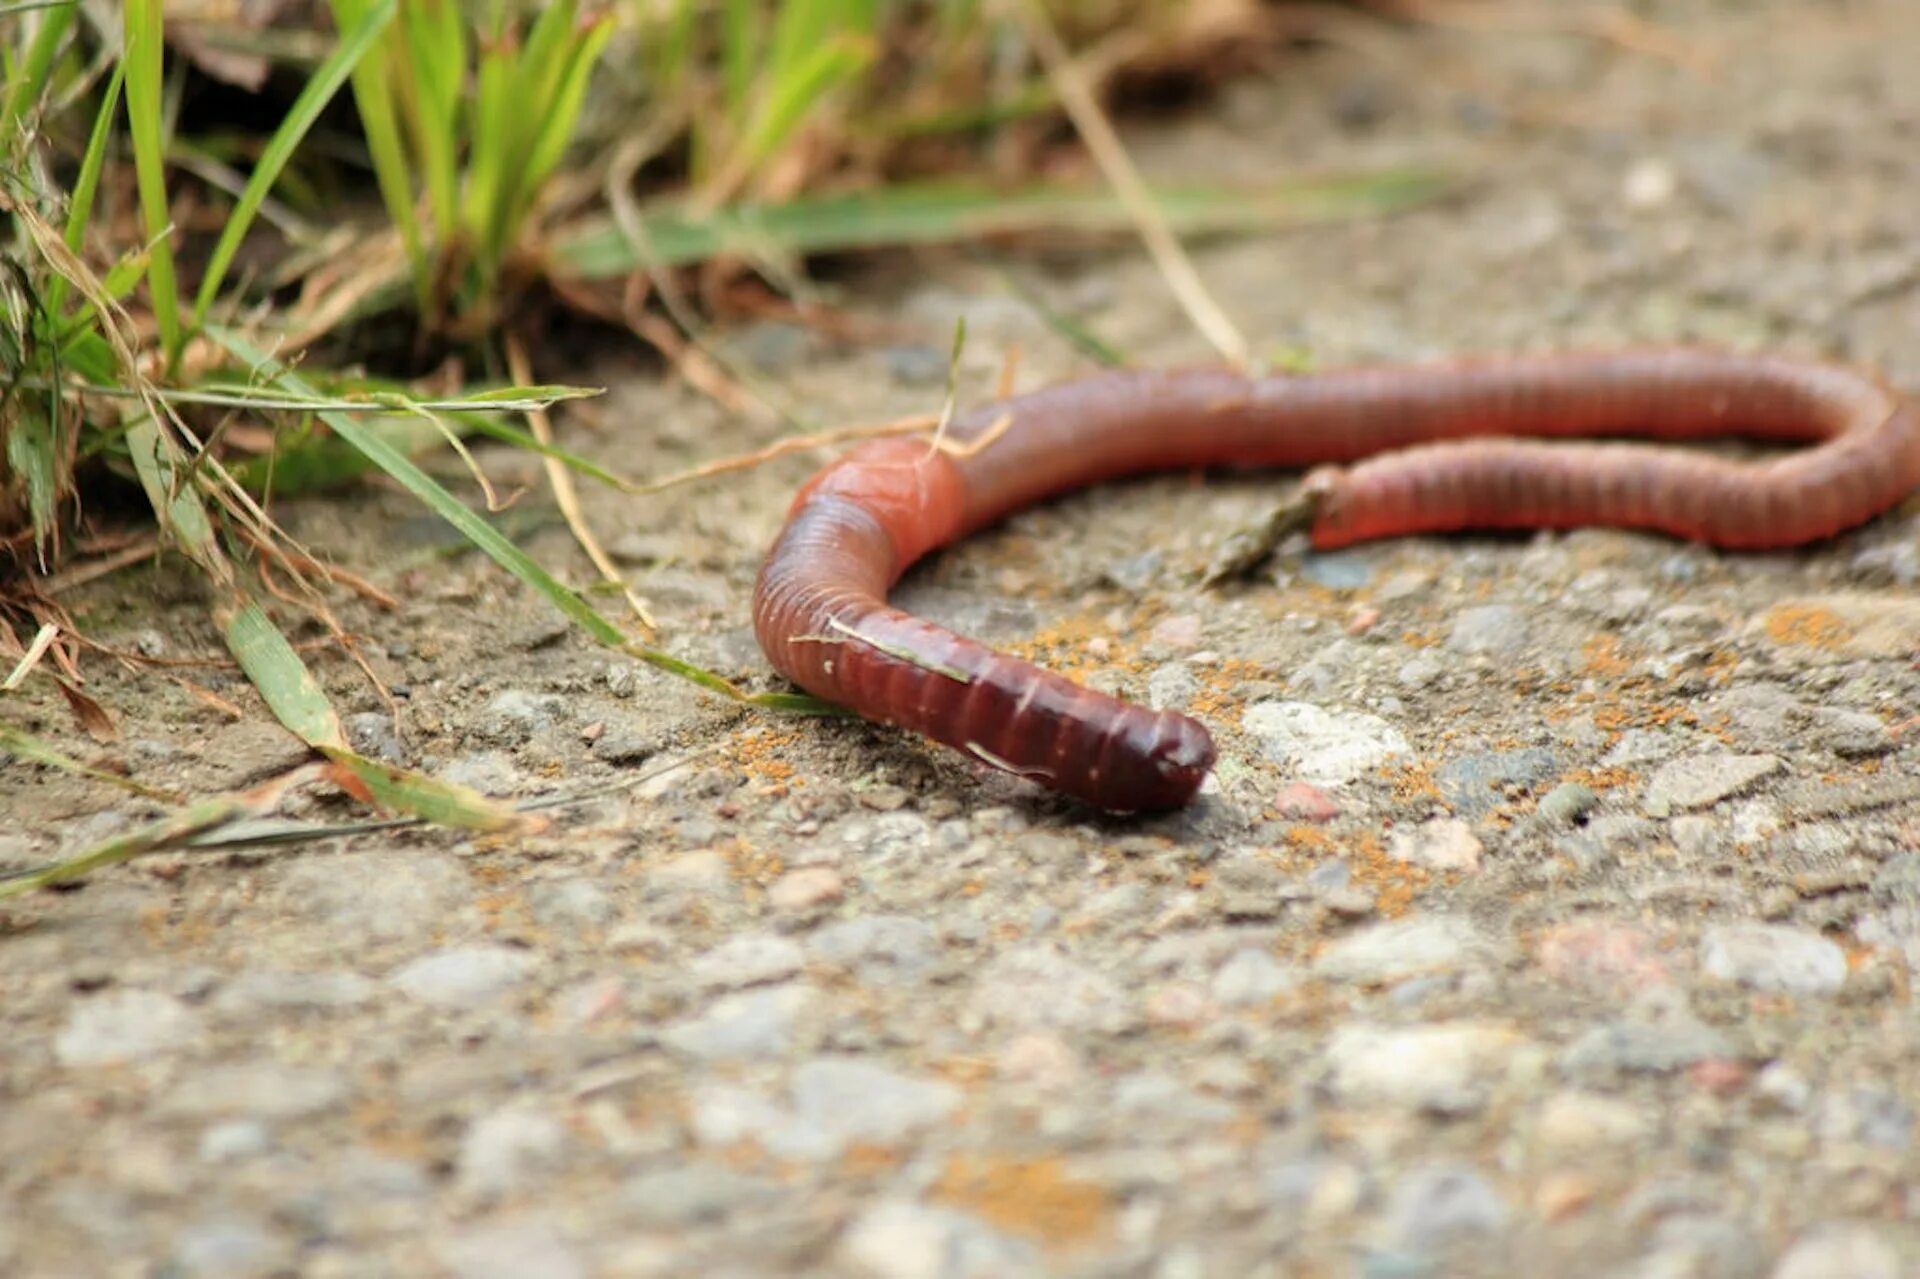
[{"left": 753, "top": 350, "right": 1920, "bottom": 811}]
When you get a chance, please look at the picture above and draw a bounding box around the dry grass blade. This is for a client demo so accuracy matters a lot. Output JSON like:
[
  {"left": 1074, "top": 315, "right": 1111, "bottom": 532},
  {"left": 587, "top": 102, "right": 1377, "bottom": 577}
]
[
  {"left": 504, "top": 333, "right": 656, "bottom": 631},
  {"left": 1008, "top": 0, "right": 1249, "bottom": 369},
  {"left": 0, "top": 766, "right": 320, "bottom": 898}
]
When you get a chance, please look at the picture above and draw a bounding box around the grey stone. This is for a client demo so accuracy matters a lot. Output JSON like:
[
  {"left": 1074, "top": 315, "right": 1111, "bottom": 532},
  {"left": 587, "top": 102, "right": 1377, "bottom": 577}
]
[
  {"left": 1398, "top": 653, "right": 1445, "bottom": 689},
  {"left": 212, "top": 969, "right": 376, "bottom": 1016},
  {"left": 1816, "top": 1087, "right": 1913, "bottom": 1152},
  {"left": 1103, "top": 550, "right": 1163, "bottom": 593},
  {"left": 198, "top": 1121, "right": 272, "bottom": 1164},
  {"left": 1446, "top": 605, "right": 1530, "bottom": 656},
  {"left": 1380, "top": 1163, "right": 1509, "bottom": 1251},
  {"left": 1535, "top": 782, "right": 1599, "bottom": 825},
  {"left": 690, "top": 932, "right": 806, "bottom": 990},
  {"left": 621, "top": 1165, "right": 781, "bottom": 1228},
  {"left": 665, "top": 984, "right": 813, "bottom": 1061},
  {"left": 808, "top": 915, "right": 940, "bottom": 981},
  {"left": 457, "top": 1106, "right": 571, "bottom": 1201},
  {"left": 1805, "top": 707, "right": 1892, "bottom": 757},
  {"left": 1324, "top": 1023, "right": 1522, "bottom": 1114},
  {"left": 526, "top": 878, "right": 615, "bottom": 930},
  {"left": 1561, "top": 989, "right": 1733, "bottom": 1078},
  {"left": 168, "top": 1218, "right": 288, "bottom": 1277},
  {"left": 1530, "top": 1090, "right": 1649, "bottom": 1157},
  {"left": 1314, "top": 916, "right": 1493, "bottom": 985},
  {"left": 1211, "top": 948, "right": 1300, "bottom": 1007},
  {"left": 1643, "top": 753, "right": 1782, "bottom": 816},
  {"left": 389, "top": 945, "right": 536, "bottom": 1008},
  {"left": 346, "top": 712, "right": 407, "bottom": 765},
  {"left": 1603, "top": 728, "right": 1686, "bottom": 767},
  {"left": 592, "top": 727, "right": 663, "bottom": 765},
  {"left": 436, "top": 1220, "right": 584, "bottom": 1279},
  {"left": 1242, "top": 701, "right": 1410, "bottom": 788},
  {"left": 55, "top": 989, "right": 202, "bottom": 1066},
  {"left": 1771, "top": 1223, "right": 1902, "bottom": 1279},
  {"left": 477, "top": 689, "right": 569, "bottom": 743},
  {"left": 202, "top": 720, "right": 312, "bottom": 788},
  {"left": 840, "top": 1200, "right": 1037, "bottom": 1279},
  {"left": 1437, "top": 748, "right": 1557, "bottom": 816},
  {"left": 690, "top": 1059, "right": 958, "bottom": 1161},
  {"left": 779, "top": 1058, "right": 960, "bottom": 1160},
  {"left": 966, "top": 944, "right": 1128, "bottom": 1032},
  {"left": 1701, "top": 924, "right": 1847, "bottom": 995},
  {"left": 276, "top": 852, "right": 472, "bottom": 942},
  {"left": 438, "top": 751, "right": 525, "bottom": 797},
  {"left": 162, "top": 1062, "right": 350, "bottom": 1120},
  {"left": 1300, "top": 551, "right": 1372, "bottom": 590},
  {"left": 1147, "top": 663, "right": 1201, "bottom": 711},
  {"left": 1388, "top": 818, "right": 1483, "bottom": 872}
]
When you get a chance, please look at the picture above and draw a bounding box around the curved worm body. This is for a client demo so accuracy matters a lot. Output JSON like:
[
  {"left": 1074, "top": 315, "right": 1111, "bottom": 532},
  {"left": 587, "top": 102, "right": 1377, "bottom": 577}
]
[{"left": 753, "top": 350, "right": 1920, "bottom": 810}]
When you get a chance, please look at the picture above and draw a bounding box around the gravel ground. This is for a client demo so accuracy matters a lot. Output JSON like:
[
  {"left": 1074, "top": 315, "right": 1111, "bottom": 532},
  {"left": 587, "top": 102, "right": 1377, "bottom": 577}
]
[{"left": 6, "top": 2, "right": 1920, "bottom": 1276}]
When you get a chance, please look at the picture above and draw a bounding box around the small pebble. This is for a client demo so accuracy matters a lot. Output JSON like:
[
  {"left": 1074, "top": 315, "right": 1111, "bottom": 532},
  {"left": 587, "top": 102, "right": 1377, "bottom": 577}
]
[
  {"left": 1643, "top": 753, "right": 1783, "bottom": 817},
  {"left": 1273, "top": 782, "right": 1339, "bottom": 822},
  {"left": 1700, "top": 924, "right": 1847, "bottom": 996},
  {"left": 690, "top": 933, "right": 805, "bottom": 990},
  {"left": 769, "top": 867, "right": 846, "bottom": 912},
  {"left": 1242, "top": 701, "right": 1410, "bottom": 788},
  {"left": 1315, "top": 916, "right": 1492, "bottom": 985},
  {"left": 389, "top": 946, "right": 535, "bottom": 1009},
  {"left": 664, "top": 984, "right": 813, "bottom": 1061},
  {"left": 1771, "top": 1223, "right": 1902, "bottom": 1279},
  {"left": 55, "top": 990, "right": 202, "bottom": 1067},
  {"left": 1380, "top": 1162, "right": 1510, "bottom": 1251},
  {"left": 1446, "top": 605, "right": 1530, "bottom": 656},
  {"left": 1389, "top": 818, "right": 1483, "bottom": 873}
]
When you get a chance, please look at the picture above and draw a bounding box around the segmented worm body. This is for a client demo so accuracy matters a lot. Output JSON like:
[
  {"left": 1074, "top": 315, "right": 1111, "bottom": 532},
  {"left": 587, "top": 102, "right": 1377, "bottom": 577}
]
[{"left": 753, "top": 350, "right": 1920, "bottom": 810}]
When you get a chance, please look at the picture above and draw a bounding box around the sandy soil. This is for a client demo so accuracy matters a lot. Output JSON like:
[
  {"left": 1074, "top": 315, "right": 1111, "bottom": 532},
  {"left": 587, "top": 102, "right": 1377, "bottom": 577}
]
[{"left": 5, "top": 1, "right": 1920, "bottom": 1275}]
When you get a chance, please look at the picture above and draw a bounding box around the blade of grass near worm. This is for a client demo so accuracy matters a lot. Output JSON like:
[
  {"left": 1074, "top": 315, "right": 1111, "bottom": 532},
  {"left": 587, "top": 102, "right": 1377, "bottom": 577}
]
[
  {"left": 206, "top": 327, "right": 842, "bottom": 715},
  {"left": 127, "top": 415, "right": 520, "bottom": 830}
]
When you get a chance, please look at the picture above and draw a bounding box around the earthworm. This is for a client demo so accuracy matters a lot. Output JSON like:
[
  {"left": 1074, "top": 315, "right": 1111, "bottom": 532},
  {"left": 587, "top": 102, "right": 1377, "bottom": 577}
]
[{"left": 753, "top": 350, "right": 1920, "bottom": 810}]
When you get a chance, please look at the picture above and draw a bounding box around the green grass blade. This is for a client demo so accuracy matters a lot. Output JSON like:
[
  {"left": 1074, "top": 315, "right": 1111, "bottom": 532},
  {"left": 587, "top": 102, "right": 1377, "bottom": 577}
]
[
  {"left": 734, "top": 32, "right": 874, "bottom": 176},
  {"left": 219, "top": 599, "right": 347, "bottom": 749},
  {"left": 207, "top": 327, "right": 838, "bottom": 714},
  {"left": 552, "top": 170, "right": 1455, "bottom": 277},
  {"left": 45, "top": 60, "right": 123, "bottom": 320},
  {"left": 1, "top": 0, "right": 75, "bottom": 137},
  {"left": 329, "top": 0, "right": 427, "bottom": 311},
  {"left": 208, "top": 326, "right": 629, "bottom": 648},
  {"left": 513, "top": 15, "right": 613, "bottom": 235},
  {"left": 319, "top": 749, "right": 520, "bottom": 830},
  {"left": 0, "top": 793, "right": 253, "bottom": 898},
  {"left": 123, "top": 0, "right": 180, "bottom": 358},
  {"left": 4, "top": 401, "right": 59, "bottom": 555},
  {"left": 0, "top": 721, "right": 176, "bottom": 801},
  {"left": 188, "top": 0, "right": 396, "bottom": 337}
]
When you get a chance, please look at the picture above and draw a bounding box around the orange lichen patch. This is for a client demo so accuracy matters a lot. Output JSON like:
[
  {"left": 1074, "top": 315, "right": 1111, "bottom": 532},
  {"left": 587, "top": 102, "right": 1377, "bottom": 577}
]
[
  {"left": 932, "top": 1056, "right": 995, "bottom": 1087},
  {"left": 733, "top": 725, "right": 805, "bottom": 786},
  {"left": 1559, "top": 766, "right": 1638, "bottom": 792},
  {"left": 1591, "top": 701, "right": 1696, "bottom": 733},
  {"left": 353, "top": 1100, "right": 433, "bottom": 1160},
  {"left": 1702, "top": 648, "right": 1740, "bottom": 685},
  {"left": 1580, "top": 634, "right": 1636, "bottom": 679},
  {"left": 839, "top": 1144, "right": 905, "bottom": 1178},
  {"left": 1401, "top": 629, "right": 1442, "bottom": 648},
  {"left": 1763, "top": 603, "right": 1852, "bottom": 650},
  {"left": 933, "top": 1155, "right": 1113, "bottom": 1247},
  {"left": 1378, "top": 761, "right": 1444, "bottom": 805},
  {"left": 1266, "top": 827, "right": 1429, "bottom": 918},
  {"left": 1006, "top": 610, "right": 1149, "bottom": 684},
  {"left": 1346, "top": 831, "right": 1429, "bottom": 917}
]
